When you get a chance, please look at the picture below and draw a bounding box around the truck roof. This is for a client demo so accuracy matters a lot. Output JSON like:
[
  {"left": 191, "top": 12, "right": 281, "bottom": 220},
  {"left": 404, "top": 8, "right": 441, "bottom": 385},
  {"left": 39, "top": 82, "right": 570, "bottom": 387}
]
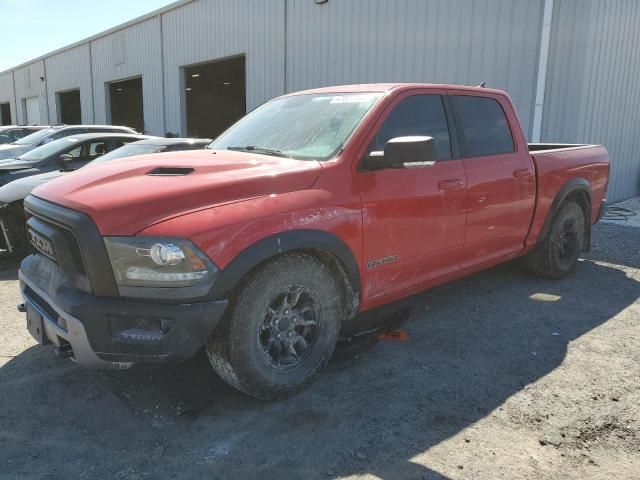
[{"left": 289, "top": 83, "right": 507, "bottom": 97}]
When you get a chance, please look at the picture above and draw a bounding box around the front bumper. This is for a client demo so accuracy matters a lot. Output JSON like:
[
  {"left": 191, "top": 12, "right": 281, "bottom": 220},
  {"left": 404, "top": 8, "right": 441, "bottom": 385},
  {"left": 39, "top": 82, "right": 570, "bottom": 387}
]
[{"left": 19, "top": 254, "right": 228, "bottom": 368}]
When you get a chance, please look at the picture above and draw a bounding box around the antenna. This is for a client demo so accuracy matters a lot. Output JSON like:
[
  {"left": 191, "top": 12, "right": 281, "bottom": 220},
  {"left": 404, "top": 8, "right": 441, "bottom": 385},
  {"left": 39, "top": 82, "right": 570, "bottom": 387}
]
[{"left": 477, "top": 82, "right": 486, "bottom": 88}]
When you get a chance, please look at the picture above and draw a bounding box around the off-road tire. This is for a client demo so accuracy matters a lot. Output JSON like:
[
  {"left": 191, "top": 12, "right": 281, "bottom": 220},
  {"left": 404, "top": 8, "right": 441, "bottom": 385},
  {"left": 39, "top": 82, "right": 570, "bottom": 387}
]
[
  {"left": 525, "top": 201, "right": 585, "bottom": 279},
  {"left": 206, "top": 253, "right": 343, "bottom": 400}
]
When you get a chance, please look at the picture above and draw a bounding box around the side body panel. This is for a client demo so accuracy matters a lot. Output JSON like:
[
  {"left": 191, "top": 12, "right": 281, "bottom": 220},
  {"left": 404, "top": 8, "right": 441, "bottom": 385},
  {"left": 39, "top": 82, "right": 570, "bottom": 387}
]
[
  {"left": 525, "top": 145, "right": 610, "bottom": 248},
  {"left": 352, "top": 88, "right": 468, "bottom": 308},
  {"left": 446, "top": 89, "right": 537, "bottom": 268}
]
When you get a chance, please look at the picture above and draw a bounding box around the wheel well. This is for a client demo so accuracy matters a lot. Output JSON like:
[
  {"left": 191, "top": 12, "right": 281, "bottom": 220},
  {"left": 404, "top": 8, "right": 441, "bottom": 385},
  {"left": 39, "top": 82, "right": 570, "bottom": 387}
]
[
  {"left": 230, "top": 248, "right": 359, "bottom": 321},
  {"left": 559, "top": 189, "right": 592, "bottom": 250},
  {"left": 301, "top": 248, "right": 358, "bottom": 319}
]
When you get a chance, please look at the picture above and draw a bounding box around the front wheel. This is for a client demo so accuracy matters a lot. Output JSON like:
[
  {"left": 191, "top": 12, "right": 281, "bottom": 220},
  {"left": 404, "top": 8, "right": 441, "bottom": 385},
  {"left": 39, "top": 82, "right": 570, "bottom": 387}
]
[
  {"left": 206, "top": 254, "right": 344, "bottom": 400},
  {"left": 525, "top": 201, "right": 585, "bottom": 279}
]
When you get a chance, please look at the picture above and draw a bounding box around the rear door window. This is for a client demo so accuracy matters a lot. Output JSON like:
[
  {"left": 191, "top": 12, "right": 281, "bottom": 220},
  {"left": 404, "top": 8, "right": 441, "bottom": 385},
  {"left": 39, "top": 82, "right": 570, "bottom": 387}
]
[{"left": 451, "top": 95, "right": 514, "bottom": 157}]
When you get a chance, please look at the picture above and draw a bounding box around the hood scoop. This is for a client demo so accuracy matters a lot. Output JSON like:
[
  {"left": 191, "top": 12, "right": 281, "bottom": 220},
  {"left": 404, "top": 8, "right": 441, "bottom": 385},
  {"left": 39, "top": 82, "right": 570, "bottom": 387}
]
[{"left": 148, "top": 166, "right": 195, "bottom": 176}]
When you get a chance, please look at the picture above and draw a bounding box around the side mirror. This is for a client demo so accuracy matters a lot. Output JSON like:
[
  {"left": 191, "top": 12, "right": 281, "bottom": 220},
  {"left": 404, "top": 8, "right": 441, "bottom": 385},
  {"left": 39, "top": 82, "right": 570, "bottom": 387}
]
[
  {"left": 56, "top": 153, "right": 74, "bottom": 171},
  {"left": 362, "top": 136, "right": 437, "bottom": 171}
]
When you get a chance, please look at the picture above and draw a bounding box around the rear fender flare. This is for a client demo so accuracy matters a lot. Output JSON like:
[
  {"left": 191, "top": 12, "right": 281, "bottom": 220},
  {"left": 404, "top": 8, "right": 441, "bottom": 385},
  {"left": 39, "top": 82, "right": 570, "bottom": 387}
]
[{"left": 538, "top": 178, "right": 592, "bottom": 249}]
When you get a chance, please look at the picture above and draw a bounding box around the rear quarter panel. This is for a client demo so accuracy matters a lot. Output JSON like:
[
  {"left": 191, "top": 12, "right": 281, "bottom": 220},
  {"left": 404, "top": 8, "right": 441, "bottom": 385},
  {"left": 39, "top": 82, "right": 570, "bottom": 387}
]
[{"left": 526, "top": 145, "right": 609, "bottom": 248}]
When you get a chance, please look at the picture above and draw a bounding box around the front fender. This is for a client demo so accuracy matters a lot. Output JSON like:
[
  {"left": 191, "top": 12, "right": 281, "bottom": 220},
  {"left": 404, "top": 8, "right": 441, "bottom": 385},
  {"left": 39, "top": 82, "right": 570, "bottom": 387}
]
[
  {"left": 209, "top": 229, "right": 361, "bottom": 299},
  {"left": 138, "top": 188, "right": 363, "bottom": 298}
]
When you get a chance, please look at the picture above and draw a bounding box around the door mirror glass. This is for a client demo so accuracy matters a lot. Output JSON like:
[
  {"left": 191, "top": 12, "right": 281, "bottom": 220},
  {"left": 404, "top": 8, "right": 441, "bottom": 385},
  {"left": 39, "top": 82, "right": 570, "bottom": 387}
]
[{"left": 363, "top": 136, "right": 437, "bottom": 171}]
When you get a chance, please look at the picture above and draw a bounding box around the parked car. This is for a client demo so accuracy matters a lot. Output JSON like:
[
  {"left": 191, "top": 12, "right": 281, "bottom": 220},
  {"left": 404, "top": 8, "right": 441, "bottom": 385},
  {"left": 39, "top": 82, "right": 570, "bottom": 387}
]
[
  {"left": 84, "top": 137, "right": 211, "bottom": 168},
  {"left": 0, "top": 136, "right": 209, "bottom": 255},
  {"left": 0, "top": 132, "right": 148, "bottom": 186},
  {"left": 0, "top": 125, "right": 48, "bottom": 145},
  {"left": 0, "top": 124, "right": 137, "bottom": 160},
  {"left": 18, "top": 84, "right": 609, "bottom": 400}
]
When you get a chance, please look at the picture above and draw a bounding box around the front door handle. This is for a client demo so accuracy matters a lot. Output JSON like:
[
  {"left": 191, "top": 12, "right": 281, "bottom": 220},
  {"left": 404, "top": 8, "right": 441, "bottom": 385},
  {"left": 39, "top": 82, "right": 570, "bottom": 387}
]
[
  {"left": 438, "top": 178, "right": 464, "bottom": 191},
  {"left": 513, "top": 168, "right": 533, "bottom": 180}
]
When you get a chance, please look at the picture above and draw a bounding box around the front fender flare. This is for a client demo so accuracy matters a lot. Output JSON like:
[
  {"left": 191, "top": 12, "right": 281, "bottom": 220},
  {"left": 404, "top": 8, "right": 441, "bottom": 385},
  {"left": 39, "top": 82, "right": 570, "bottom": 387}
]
[{"left": 209, "top": 229, "right": 361, "bottom": 300}]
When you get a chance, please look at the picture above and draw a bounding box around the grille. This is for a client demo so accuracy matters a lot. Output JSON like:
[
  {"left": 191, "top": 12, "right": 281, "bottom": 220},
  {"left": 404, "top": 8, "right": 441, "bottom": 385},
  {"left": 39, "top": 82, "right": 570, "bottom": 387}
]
[{"left": 27, "top": 208, "right": 90, "bottom": 293}]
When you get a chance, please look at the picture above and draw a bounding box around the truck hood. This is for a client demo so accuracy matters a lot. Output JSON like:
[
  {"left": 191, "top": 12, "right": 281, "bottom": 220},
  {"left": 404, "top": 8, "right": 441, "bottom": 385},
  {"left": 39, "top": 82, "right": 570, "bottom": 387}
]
[
  {"left": 32, "top": 149, "right": 323, "bottom": 235},
  {"left": 0, "top": 145, "right": 32, "bottom": 160},
  {"left": 0, "top": 170, "right": 63, "bottom": 203}
]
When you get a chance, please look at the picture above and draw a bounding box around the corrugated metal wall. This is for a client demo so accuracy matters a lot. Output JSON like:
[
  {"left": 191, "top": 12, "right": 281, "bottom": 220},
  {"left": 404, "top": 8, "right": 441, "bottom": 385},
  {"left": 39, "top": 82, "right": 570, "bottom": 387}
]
[
  {"left": 44, "top": 44, "right": 94, "bottom": 124},
  {"left": 543, "top": 0, "right": 640, "bottom": 202},
  {"left": 90, "top": 16, "right": 164, "bottom": 134},
  {"left": 12, "top": 60, "right": 48, "bottom": 125},
  {"left": 0, "top": 0, "right": 639, "bottom": 200},
  {"left": 285, "top": 0, "right": 544, "bottom": 136},
  {"left": 0, "top": 73, "right": 15, "bottom": 123},
  {"left": 162, "top": 0, "right": 285, "bottom": 136}
]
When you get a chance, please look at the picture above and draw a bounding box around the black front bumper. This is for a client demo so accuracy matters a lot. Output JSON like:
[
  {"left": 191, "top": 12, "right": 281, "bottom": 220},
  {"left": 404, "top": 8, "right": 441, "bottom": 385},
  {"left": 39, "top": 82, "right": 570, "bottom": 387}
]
[{"left": 20, "top": 254, "right": 228, "bottom": 367}]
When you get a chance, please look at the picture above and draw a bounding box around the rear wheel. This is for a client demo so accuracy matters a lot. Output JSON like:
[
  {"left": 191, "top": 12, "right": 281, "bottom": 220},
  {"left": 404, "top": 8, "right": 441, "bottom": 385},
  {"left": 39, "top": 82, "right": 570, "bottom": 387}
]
[
  {"left": 525, "top": 201, "right": 585, "bottom": 279},
  {"left": 206, "top": 254, "right": 343, "bottom": 400}
]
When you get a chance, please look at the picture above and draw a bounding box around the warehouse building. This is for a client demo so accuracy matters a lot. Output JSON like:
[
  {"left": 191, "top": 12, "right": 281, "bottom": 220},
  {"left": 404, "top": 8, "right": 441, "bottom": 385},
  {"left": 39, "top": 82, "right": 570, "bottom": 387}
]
[{"left": 0, "top": 0, "right": 638, "bottom": 201}]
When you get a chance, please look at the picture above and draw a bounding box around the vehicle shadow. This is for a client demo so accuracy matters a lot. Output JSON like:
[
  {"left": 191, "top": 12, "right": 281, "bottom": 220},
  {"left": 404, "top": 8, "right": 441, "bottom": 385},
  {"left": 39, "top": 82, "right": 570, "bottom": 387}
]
[
  {"left": 0, "top": 255, "right": 21, "bottom": 281},
  {"left": 0, "top": 226, "right": 638, "bottom": 479}
]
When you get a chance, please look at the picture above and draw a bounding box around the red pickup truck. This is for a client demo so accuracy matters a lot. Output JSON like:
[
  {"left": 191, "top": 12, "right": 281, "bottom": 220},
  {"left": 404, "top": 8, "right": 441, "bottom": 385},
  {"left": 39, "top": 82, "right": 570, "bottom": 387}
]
[{"left": 18, "top": 84, "right": 609, "bottom": 399}]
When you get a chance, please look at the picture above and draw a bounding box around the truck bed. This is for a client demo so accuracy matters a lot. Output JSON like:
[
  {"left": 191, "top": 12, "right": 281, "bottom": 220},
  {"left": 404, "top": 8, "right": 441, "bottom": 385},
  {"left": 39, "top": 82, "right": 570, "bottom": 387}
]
[
  {"left": 528, "top": 143, "right": 592, "bottom": 152},
  {"left": 526, "top": 143, "right": 610, "bottom": 248}
]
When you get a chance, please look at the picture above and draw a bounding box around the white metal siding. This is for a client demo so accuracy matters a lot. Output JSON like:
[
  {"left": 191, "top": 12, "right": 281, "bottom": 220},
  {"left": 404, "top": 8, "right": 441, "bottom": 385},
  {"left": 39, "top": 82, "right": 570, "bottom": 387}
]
[
  {"left": 13, "top": 61, "right": 47, "bottom": 125},
  {"left": 0, "top": 73, "right": 15, "bottom": 123},
  {"left": 285, "top": 0, "right": 544, "bottom": 136},
  {"left": 24, "top": 96, "right": 41, "bottom": 124},
  {"left": 161, "top": 0, "right": 285, "bottom": 136},
  {"left": 0, "top": 0, "right": 639, "bottom": 201},
  {"left": 543, "top": 0, "right": 640, "bottom": 202},
  {"left": 90, "top": 17, "right": 164, "bottom": 134},
  {"left": 44, "top": 44, "right": 94, "bottom": 124}
]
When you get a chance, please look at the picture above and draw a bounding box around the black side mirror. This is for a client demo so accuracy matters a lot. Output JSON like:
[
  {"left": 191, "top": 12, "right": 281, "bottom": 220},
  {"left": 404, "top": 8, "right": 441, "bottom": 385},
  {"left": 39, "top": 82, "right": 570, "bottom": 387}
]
[
  {"left": 56, "top": 153, "right": 74, "bottom": 171},
  {"left": 362, "top": 136, "right": 437, "bottom": 171}
]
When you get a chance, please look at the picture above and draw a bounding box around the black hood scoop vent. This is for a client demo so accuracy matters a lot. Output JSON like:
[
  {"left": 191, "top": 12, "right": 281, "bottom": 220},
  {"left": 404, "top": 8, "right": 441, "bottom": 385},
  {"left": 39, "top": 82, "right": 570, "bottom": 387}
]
[{"left": 148, "top": 167, "right": 195, "bottom": 176}]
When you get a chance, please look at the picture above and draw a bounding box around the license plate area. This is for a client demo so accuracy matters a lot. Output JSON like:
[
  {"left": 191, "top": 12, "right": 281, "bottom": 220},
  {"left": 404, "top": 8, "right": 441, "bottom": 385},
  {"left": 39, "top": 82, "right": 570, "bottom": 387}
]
[{"left": 26, "top": 303, "right": 50, "bottom": 345}]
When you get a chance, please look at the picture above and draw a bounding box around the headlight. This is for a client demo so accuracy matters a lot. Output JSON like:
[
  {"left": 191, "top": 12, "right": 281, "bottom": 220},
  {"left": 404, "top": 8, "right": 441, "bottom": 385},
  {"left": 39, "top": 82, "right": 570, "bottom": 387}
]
[{"left": 104, "top": 237, "right": 218, "bottom": 288}]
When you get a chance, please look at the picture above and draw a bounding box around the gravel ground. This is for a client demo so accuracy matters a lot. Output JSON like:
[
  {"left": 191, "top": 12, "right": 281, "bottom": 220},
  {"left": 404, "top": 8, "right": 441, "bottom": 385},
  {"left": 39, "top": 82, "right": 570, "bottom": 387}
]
[{"left": 0, "top": 222, "right": 639, "bottom": 479}]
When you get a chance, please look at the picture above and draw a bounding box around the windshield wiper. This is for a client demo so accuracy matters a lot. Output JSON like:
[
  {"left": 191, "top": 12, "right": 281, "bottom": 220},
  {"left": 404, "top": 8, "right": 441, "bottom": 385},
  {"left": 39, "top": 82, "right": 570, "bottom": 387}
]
[{"left": 227, "top": 145, "right": 292, "bottom": 159}]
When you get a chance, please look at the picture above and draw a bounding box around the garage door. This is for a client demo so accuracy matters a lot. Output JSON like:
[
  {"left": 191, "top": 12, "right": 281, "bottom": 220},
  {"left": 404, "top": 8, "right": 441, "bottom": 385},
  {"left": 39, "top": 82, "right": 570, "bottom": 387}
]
[{"left": 24, "top": 97, "right": 40, "bottom": 124}]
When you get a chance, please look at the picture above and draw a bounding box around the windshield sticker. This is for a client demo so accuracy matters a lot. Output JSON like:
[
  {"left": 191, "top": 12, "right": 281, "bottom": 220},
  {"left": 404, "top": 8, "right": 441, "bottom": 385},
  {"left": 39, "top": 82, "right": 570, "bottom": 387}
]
[{"left": 330, "top": 94, "right": 379, "bottom": 104}]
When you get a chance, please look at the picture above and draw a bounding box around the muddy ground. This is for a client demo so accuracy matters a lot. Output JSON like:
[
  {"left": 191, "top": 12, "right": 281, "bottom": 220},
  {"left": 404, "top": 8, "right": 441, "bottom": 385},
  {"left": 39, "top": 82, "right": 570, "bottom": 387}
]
[{"left": 0, "top": 222, "right": 639, "bottom": 479}]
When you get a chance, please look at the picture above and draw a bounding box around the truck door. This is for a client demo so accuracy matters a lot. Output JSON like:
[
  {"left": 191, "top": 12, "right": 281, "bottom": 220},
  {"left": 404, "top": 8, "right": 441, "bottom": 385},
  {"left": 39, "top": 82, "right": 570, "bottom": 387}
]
[
  {"left": 448, "top": 91, "right": 535, "bottom": 268},
  {"left": 355, "top": 91, "right": 467, "bottom": 307}
]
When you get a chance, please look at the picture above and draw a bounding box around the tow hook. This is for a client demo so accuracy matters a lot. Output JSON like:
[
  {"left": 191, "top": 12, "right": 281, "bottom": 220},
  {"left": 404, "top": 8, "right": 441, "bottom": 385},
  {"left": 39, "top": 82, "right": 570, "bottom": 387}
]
[
  {"left": 54, "top": 343, "right": 73, "bottom": 359},
  {"left": 17, "top": 303, "right": 26, "bottom": 313}
]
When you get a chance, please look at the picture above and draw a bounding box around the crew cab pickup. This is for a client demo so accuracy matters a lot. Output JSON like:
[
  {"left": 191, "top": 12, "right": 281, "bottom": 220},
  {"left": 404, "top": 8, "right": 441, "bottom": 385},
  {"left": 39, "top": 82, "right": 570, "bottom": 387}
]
[{"left": 18, "top": 84, "right": 609, "bottom": 399}]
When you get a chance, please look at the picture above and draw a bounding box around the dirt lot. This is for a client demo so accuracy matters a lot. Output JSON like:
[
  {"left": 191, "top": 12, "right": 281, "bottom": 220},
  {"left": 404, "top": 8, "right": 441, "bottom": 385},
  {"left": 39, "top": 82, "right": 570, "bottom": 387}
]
[{"left": 0, "top": 222, "right": 639, "bottom": 479}]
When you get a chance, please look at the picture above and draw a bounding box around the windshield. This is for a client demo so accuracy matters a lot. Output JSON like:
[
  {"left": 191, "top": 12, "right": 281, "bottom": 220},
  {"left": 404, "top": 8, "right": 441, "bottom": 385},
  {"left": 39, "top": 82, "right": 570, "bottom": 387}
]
[
  {"left": 87, "top": 143, "right": 165, "bottom": 167},
  {"left": 18, "top": 137, "right": 81, "bottom": 162},
  {"left": 208, "top": 92, "right": 384, "bottom": 160},
  {"left": 14, "top": 128, "right": 56, "bottom": 145}
]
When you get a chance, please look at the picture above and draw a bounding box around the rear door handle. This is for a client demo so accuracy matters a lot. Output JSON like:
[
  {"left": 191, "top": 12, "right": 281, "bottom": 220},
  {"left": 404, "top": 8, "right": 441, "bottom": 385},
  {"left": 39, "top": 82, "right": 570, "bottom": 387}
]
[
  {"left": 513, "top": 168, "right": 533, "bottom": 179},
  {"left": 438, "top": 178, "right": 464, "bottom": 191}
]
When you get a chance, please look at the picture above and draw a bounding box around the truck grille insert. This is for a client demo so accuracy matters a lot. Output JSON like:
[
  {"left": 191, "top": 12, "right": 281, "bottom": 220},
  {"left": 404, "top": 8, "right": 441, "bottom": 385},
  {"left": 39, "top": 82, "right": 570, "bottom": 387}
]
[{"left": 25, "top": 207, "right": 90, "bottom": 293}]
